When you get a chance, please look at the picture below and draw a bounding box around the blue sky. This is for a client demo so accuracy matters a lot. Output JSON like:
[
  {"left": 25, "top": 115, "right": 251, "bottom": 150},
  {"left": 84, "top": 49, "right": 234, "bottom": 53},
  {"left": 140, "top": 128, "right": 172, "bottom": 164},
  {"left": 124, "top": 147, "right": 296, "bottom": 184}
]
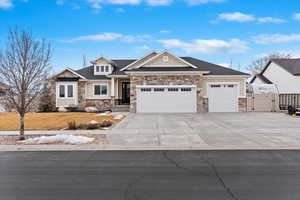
[{"left": 1, "top": 0, "right": 300, "bottom": 72}]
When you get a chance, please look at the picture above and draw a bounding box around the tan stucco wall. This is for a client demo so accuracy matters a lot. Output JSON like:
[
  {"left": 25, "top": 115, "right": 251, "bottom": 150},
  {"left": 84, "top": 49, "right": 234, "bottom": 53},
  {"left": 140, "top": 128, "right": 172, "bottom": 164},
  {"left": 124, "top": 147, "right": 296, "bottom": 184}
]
[
  {"left": 144, "top": 52, "right": 188, "bottom": 67},
  {"left": 202, "top": 76, "right": 247, "bottom": 97}
]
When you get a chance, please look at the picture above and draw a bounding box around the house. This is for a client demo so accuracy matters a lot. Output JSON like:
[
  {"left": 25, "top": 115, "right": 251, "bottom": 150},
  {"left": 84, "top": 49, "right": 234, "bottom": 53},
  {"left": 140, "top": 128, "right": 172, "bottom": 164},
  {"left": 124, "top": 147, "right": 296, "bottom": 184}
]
[
  {"left": 250, "top": 58, "right": 300, "bottom": 94},
  {"left": 51, "top": 51, "right": 249, "bottom": 113}
]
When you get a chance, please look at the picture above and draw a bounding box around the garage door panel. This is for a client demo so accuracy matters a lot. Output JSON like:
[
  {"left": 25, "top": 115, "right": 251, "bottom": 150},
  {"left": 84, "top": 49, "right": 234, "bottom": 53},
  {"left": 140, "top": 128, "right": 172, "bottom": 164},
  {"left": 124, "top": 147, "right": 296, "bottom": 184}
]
[
  {"left": 137, "top": 86, "right": 197, "bottom": 113},
  {"left": 208, "top": 84, "right": 238, "bottom": 112}
]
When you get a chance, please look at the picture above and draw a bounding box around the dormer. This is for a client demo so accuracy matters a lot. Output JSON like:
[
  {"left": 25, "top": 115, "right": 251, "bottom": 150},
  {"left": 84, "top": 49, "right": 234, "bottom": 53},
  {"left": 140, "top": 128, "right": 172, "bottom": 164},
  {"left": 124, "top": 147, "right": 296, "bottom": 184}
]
[{"left": 91, "top": 56, "right": 114, "bottom": 75}]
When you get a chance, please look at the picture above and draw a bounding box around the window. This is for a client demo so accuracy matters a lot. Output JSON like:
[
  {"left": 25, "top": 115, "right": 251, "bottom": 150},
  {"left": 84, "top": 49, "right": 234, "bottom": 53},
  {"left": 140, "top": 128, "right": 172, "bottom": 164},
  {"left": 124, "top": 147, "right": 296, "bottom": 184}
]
[
  {"left": 105, "top": 66, "right": 109, "bottom": 72},
  {"left": 154, "top": 88, "right": 164, "bottom": 92},
  {"left": 181, "top": 88, "right": 192, "bottom": 92},
  {"left": 100, "top": 66, "right": 105, "bottom": 72},
  {"left": 94, "top": 84, "right": 108, "bottom": 96},
  {"left": 59, "top": 84, "right": 74, "bottom": 98},
  {"left": 168, "top": 88, "right": 179, "bottom": 92},
  {"left": 67, "top": 85, "right": 73, "bottom": 97},
  {"left": 227, "top": 85, "right": 235, "bottom": 88},
  {"left": 59, "top": 85, "right": 65, "bottom": 97},
  {"left": 96, "top": 66, "right": 100, "bottom": 72},
  {"left": 141, "top": 88, "right": 151, "bottom": 92},
  {"left": 163, "top": 56, "right": 169, "bottom": 62}
]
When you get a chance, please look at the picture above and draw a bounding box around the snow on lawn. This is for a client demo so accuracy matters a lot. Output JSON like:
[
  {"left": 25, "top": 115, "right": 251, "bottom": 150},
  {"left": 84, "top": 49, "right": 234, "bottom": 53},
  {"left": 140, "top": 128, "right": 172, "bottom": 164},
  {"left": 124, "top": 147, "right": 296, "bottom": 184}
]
[
  {"left": 19, "top": 135, "right": 95, "bottom": 145},
  {"left": 114, "top": 114, "right": 125, "bottom": 120},
  {"left": 0, "top": 105, "right": 5, "bottom": 112}
]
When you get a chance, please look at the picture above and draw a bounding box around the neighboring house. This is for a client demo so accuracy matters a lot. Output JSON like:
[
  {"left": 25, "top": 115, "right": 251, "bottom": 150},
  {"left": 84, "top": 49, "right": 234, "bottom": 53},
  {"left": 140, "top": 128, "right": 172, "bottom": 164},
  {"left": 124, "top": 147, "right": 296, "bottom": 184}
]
[
  {"left": 250, "top": 58, "right": 300, "bottom": 94},
  {"left": 51, "top": 51, "right": 249, "bottom": 113}
]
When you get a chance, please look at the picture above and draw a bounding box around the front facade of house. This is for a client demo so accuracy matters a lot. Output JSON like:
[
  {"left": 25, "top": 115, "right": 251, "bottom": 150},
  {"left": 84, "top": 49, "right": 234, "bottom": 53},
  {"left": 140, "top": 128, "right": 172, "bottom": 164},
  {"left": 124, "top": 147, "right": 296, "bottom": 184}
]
[
  {"left": 250, "top": 58, "right": 300, "bottom": 94},
  {"left": 51, "top": 51, "right": 249, "bottom": 113}
]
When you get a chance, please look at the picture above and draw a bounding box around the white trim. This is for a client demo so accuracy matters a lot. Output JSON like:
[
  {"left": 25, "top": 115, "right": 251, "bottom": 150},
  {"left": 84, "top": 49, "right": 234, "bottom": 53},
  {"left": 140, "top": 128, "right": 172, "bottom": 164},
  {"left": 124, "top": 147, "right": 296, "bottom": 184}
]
[
  {"left": 207, "top": 82, "right": 240, "bottom": 112},
  {"left": 106, "top": 75, "right": 129, "bottom": 78},
  {"left": 137, "top": 85, "right": 197, "bottom": 88},
  {"left": 120, "top": 51, "right": 158, "bottom": 71},
  {"left": 143, "top": 64, "right": 190, "bottom": 67},
  {"left": 205, "top": 75, "right": 250, "bottom": 78},
  {"left": 135, "top": 51, "right": 198, "bottom": 69},
  {"left": 111, "top": 77, "right": 115, "bottom": 97},
  {"left": 50, "top": 68, "right": 86, "bottom": 80},
  {"left": 91, "top": 56, "right": 114, "bottom": 64},
  {"left": 93, "top": 83, "right": 109, "bottom": 97},
  {"left": 125, "top": 71, "right": 209, "bottom": 75}
]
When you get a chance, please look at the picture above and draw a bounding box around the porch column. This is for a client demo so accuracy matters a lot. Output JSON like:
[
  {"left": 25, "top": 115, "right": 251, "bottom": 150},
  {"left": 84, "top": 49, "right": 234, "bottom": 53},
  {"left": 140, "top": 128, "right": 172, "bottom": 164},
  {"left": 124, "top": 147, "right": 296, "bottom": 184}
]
[{"left": 111, "top": 77, "right": 115, "bottom": 107}]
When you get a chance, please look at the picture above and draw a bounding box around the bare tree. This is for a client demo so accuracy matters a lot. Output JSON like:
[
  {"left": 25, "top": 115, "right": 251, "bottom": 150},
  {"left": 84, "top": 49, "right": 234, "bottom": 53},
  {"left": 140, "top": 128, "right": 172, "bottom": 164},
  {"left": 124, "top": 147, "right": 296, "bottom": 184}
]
[
  {"left": 247, "top": 52, "right": 291, "bottom": 75},
  {"left": 0, "top": 28, "right": 51, "bottom": 139}
]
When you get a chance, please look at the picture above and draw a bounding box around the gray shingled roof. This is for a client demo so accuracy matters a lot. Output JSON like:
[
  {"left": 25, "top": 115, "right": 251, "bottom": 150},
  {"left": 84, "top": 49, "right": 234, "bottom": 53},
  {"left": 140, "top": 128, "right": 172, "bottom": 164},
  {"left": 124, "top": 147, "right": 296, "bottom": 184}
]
[
  {"left": 250, "top": 74, "right": 273, "bottom": 84},
  {"left": 0, "top": 82, "right": 9, "bottom": 89},
  {"left": 72, "top": 57, "right": 249, "bottom": 80},
  {"left": 270, "top": 58, "right": 300, "bottom": 75}
]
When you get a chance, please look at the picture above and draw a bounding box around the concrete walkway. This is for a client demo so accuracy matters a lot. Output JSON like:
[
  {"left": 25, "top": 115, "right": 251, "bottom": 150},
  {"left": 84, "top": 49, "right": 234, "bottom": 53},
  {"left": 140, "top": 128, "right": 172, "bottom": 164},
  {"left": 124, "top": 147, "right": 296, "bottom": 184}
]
[{"left": 1, "top": 112, "right": 300, "bottom": 150}]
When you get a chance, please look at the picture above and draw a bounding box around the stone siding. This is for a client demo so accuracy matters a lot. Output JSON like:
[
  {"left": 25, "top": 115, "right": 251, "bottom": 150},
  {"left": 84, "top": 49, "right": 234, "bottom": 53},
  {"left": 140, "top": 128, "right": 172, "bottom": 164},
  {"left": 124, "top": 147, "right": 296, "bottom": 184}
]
[
  {"left": 238, "top": 98, "right": 247, "bottom": 112},
  {"left": 130, "top": 74, "right": 204, "bottom": 113}
]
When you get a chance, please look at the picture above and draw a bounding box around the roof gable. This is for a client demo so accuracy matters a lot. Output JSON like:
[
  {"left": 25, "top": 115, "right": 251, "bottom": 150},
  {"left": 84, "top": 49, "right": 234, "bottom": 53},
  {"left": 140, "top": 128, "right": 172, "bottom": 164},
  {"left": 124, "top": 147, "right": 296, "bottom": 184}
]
[
  {"left": 134, "top": 51, "right": 198, "bottom": 69},
  {"left": 91, "top": 56, "right": 114, "bottom": 65},
  {"left": 120, "top": 51, "right": 158, "bottom": 71},
  {"left": 51, "top": 68, "right": 86, "bottom": 80},
  {"left": 271, "top": 58, "right": 300, "bottom": 76}
]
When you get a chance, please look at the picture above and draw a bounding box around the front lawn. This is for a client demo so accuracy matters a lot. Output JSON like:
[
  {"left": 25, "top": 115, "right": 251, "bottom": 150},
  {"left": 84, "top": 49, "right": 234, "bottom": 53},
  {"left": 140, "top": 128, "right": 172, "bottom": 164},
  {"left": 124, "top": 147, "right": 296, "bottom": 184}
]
[{"left": 0, "top": 112, "right": 123, "bottom": 131}]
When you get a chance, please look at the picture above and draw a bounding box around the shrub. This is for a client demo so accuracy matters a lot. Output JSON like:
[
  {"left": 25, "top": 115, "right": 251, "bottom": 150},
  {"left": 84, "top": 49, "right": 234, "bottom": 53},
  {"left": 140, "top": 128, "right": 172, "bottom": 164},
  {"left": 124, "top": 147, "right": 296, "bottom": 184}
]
[
  {"left": 67, "top": 121, "right": 77, "bottom": 130},
  {"left": 77, "top": 123, "right": 88, "bottom": 130},
  {"left": 86, "top": 123, "right": 100, "bottom": 130},
  {"left": 100, "top": 120, "right": 113, "bottom": 128}
]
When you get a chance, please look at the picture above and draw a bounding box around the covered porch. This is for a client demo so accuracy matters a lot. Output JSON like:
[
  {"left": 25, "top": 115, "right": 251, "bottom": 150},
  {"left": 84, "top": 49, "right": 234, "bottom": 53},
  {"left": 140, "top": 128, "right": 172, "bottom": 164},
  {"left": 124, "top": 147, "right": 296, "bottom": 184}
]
[{"left": 110, "top": 76, "right": 130, "bottom": 111}]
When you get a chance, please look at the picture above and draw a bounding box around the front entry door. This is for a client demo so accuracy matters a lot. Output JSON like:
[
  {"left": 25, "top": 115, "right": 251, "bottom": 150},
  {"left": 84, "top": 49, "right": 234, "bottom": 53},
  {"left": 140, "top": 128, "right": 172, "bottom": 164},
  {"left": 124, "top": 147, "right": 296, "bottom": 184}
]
[{"left": 122, "top": 82, "right": 130, "bottom": 104}]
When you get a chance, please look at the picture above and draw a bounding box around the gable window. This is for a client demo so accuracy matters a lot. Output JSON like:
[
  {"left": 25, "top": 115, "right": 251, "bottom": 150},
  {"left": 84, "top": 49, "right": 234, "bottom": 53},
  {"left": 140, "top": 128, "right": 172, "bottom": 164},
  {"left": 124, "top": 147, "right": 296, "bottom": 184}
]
[
  {"left": 59, "top": 85, "right": 65, "bottom": 97},
  {"left": 96, "top": 66, "right": 100, "bottom": 72},
  {"left": 100, "top": 66, "right": 105, "bottom": 72},
  {"left": 163, "top": 56, "right": 169, "bottom": 62},
  {"left": 94, "top": 84, "right": 108, "bottom": 96},
  {"left": 105, "top": 66, "right": 109, "bottom": 72}
]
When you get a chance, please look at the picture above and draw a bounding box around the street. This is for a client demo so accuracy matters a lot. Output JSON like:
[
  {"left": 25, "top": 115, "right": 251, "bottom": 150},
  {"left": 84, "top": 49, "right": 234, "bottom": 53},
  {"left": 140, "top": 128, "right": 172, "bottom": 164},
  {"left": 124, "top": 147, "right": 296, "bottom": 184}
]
[{"left": 0, "top": 150, "right": 300, "bottom": 200}]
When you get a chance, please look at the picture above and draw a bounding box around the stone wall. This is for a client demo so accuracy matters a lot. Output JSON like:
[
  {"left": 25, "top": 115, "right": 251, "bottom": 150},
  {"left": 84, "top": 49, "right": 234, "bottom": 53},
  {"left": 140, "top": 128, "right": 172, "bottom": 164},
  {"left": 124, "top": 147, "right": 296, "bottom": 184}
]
[
  {"left": 130, "top": 74, "right": 204, "bottom": 113},
  {"left": 238, "top": 98, "right": 247, "bottom": 112},
  {"left": 85, "top": 99, "right": 113, "bottom": 111}
]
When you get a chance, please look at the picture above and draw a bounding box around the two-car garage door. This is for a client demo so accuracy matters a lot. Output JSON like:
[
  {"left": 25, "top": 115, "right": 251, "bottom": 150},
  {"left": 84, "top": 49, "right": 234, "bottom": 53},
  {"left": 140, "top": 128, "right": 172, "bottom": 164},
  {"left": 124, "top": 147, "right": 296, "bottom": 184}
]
[
  {"left": 136, "top": 83, "right": 239, "bottom": 113},
  {"left": 137, "top": 86, "right": 197, "bottom": 113}
]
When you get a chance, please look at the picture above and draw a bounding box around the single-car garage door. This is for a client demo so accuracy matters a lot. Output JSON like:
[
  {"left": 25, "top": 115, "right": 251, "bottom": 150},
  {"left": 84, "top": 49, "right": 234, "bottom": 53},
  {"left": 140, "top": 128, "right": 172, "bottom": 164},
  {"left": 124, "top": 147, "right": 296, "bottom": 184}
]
[
  {"left": 207, "top": 83, "right": 239, "bottom": 112},
  {"left": 137, "top": 85, "right": 197, "bottom": 113}
]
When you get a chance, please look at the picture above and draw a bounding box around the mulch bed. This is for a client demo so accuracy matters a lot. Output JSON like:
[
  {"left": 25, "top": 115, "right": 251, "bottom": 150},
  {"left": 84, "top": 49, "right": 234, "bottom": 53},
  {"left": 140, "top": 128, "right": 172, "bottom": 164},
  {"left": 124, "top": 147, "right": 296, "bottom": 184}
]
[{"left": 0, "top": 134, "right": 108, "bottom": 145}]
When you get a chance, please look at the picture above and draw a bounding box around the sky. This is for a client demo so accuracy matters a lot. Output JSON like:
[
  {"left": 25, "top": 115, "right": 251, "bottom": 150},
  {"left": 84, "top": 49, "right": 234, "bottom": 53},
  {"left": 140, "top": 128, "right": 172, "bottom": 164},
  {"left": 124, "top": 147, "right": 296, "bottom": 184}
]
[{"left": 1, "top": 0, "right": 300, "bottom": 73}]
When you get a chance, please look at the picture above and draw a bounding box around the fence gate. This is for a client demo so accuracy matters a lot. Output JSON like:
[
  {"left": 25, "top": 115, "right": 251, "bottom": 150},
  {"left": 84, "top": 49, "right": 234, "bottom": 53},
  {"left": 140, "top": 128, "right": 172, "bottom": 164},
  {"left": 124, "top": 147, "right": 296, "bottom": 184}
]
[
  {"left": 247, "top": 93, "right": 279, "bottom": 112},
  {"left": 279, "top": 94, "right": 300, "bottom": 110}
]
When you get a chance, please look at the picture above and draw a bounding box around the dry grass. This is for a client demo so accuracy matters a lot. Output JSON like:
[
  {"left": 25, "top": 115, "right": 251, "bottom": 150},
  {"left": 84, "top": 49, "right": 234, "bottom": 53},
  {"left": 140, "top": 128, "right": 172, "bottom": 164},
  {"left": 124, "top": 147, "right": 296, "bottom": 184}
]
[{"left": 0, "top": 112, "right": 122, "bottom": 131}]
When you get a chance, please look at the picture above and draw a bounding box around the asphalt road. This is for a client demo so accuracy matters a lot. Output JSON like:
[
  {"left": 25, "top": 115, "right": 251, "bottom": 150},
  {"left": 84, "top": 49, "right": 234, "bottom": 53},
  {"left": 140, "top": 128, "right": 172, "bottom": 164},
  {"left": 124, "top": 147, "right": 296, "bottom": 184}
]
[{"left": 0, "top": 150, "right": 300, "bottom": 200}]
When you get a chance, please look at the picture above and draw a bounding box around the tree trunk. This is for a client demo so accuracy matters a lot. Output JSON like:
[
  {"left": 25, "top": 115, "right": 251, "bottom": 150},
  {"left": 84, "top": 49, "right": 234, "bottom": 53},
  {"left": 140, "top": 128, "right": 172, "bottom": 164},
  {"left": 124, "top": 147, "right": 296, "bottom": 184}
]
[{"left": 19, "top": 113, "right": 25, "bottom": 140}]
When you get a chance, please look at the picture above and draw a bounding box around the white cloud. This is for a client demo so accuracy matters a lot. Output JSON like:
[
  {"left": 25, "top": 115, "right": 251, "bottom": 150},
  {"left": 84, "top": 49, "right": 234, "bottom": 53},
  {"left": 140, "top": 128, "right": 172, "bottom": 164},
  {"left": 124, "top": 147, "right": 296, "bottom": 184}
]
[
  {"left": 160, "top": 30, "right": 171, "bottom": 34},
  {"left": 257, "top": 17, "right": 284, "bottom": 23},
  {"left": 158, "top": 38, "right": 249, "bottom": 54},
  {"left": 218, "top": 12, "right": 255, "bottom": 22},
  {"left": 218, "top": 12, "right": 284, "bottom": 23},
  {"left": 61, "top": 33, "right": 151, "bottom": 43},
  {"left": 185, "top": 0, "right": 225, "bottom": 5},
  {"left": 252, "top": 34, "right": 300, "bottom": 44},
  {"left": 115, "top": 7, "right": 124, "bottom": 12},
  {"left": 293, "top": 13, "right": 300, "bottom": 21},
  {"left": 0, "top": 0, "right": 13, "bottom": 9},
  {"left": 136, "top": 45, "right": 150, "bottom": 51},
  {"left": 86, "top": 0, "right": 140, "bottom": 7},
  {"left": 146, "top": 0, "right": 172, "bottom": 6},
  {"left": 62, "top": 33, "right": 123, "bottom": 43}
]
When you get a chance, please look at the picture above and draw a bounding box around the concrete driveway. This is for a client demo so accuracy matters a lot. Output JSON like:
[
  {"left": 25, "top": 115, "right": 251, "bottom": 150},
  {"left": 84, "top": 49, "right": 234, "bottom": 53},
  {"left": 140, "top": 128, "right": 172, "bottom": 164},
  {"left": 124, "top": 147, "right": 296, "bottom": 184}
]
[{"left": 107, "top": 112, "right": 300, "bottom": 148}]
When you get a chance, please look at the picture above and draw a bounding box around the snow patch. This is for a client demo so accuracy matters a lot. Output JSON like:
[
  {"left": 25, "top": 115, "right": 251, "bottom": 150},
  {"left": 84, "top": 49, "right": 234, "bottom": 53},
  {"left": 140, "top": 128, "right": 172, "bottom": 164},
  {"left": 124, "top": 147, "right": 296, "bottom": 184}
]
[
  {"left": 114, "top": 114, "right": 125, "bottom": 120},
  {"left": 19, "top": 135, "right": 95, "bottom": 145}
]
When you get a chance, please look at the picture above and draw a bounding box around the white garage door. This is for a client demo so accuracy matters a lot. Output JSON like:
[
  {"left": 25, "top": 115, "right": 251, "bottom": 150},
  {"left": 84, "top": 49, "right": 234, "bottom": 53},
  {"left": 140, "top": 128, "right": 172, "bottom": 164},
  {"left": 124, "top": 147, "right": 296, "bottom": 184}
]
[
  {"left": 137, "top": 85, "right": 197, "bottom": 113},
  {"left": 208, "top": 83, "right": 239, "bottom": 112}
]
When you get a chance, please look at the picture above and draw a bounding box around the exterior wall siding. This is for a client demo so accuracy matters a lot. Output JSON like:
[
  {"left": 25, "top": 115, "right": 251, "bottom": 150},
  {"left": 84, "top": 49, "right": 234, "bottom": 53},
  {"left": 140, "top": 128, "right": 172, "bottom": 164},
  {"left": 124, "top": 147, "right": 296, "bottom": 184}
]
[
  {"left": 129, "top": 74, "right": 204, "bottom": 113},
  {"left": 144, "top": 52, "right": 188, "bottom": 67}
]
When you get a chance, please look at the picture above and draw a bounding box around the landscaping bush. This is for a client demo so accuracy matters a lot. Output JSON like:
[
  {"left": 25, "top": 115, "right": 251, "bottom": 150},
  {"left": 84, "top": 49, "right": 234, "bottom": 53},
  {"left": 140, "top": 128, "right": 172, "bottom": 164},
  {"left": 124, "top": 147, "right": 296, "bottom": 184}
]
[
  {"left": 86, "top": 123, "right": 100, "bottom": 130},
  {"left": 67, "top": 121, "right": 77, "bottom": 130},
  {"left": 100, "top": 120, "right": 113, "bottom": 128}
]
